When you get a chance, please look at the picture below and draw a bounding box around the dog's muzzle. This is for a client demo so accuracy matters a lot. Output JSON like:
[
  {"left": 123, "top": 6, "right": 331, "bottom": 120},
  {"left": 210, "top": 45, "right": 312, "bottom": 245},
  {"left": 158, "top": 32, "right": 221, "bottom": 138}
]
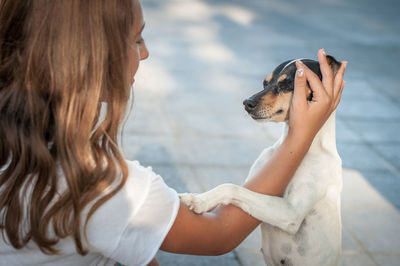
[{"left": 243, "top": 98, "right": 258, "bottom": 113}]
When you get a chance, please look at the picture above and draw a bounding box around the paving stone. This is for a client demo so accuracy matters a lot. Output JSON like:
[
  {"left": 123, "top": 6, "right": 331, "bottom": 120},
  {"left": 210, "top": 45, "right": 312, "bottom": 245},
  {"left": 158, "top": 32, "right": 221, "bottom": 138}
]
[
  {"left": 341, "top": 170, "right": 400, "bottom": 254},
  {"left": 345, "top": 121, "right": 400, "bottom": 143},
  {"left": 190, "top": 166, "right": 249, "bottom": 192},
  {"left": 156, "top": 251, "right": 240, "bottom": 266},
  {"left": 342, "top": 169, "right": 393, "bottom": 209},
  {"left": 165, "top": 110, "right": 272, "bottom": 140},
  {"left": 342, "top": 226, "right": 363, "bottom": 252},
  {"left": 150, "top": 165, "right": 192, "bottom": 193},
  {"left": 373, "top": 254, "right": 400, "bottom": 266},
  {"left": 342, "top": 253, "right": 377, "bottom": 266},
  {"left": 343, "top": 206, "right": 400, "bottom": 252},
  {"left": 373, "top": 143, "right": 400, "bottom": 171},
  {"left": 179, "top": 138, "right": 269, "bottom": 168},
  {"left": 122, "top": 135, "right": 189, "bottom": 166},
  {"left": 124, "top": 109, "right": 174, "bottom": 136},
  {"left": 340, "top": 79, "right": 382, "bottom": 100},
  {"left": 371, "top": 76, "right": 400, "bottom": 104},
  {"left": 337, "top": 97, "right": 400, "bottom": 120},
  {"left": 163, "top": 89, "right": 239, "bottom": 114},
  {"left": 336, "top": 119, "right": 362, "bottom": 143},
  {"left": 361, "top": 169, "right": 400, "bottom": 208},
  {"left": 337, "top": 142, "right": 391, "bottom": 170}
]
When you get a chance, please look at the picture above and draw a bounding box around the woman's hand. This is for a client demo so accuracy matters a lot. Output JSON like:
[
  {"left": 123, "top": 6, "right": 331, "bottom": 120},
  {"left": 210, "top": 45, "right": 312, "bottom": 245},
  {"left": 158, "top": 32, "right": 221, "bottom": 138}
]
[{"left": 289, "top": 49, "right": 347, "bottom": 142}]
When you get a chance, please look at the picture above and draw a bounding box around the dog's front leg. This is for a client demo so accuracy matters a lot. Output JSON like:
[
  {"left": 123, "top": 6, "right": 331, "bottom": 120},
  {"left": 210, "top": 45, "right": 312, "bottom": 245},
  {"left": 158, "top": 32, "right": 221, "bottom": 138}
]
[
  {"left": 181, "top": 182, "right": 325, "bottom": 235},
  {"left": 180, "top": 183, "right": 239, "bottom": 213}
]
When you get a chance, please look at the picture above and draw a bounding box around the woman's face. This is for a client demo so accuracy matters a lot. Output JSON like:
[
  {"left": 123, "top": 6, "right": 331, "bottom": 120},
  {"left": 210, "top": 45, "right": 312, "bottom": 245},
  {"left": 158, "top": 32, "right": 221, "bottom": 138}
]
[{"left": 127, "top": 0, "right": 149, "bottom": 85}]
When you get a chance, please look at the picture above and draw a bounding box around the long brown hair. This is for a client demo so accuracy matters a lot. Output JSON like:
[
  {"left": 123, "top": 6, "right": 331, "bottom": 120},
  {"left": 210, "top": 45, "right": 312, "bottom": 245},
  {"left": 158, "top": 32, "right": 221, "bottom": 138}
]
[{"left": 0, "top": 0, "right": 135, "bottom": 255}]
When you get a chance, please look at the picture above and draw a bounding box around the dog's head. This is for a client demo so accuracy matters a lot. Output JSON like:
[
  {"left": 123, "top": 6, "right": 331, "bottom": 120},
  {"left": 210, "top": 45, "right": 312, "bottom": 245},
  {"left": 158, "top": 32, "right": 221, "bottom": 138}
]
[{"left": 243, "top": 55, "right": 341, "bottom": 122}]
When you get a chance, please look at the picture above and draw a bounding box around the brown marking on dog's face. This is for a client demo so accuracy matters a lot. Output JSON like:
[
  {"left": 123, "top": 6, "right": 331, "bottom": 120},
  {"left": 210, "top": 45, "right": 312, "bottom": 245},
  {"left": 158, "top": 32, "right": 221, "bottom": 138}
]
[
  {"left": 260, "top": 92, "right": 278, "bottom": 111},
  {"left": 265, "top": 72, "right": 273, "bottom": 83},
  {"left": 278, "top": 74, "right": 287, "bottom": 83},
  {"left": 249, "top": 91, "right": 293, "bottom": 122}
]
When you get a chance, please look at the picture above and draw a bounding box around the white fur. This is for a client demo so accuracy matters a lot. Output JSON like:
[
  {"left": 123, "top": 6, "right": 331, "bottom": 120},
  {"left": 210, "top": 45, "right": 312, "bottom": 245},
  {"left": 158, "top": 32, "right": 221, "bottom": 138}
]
[{"left": 180, "top": 112, "right": 342, "bottom": 266}]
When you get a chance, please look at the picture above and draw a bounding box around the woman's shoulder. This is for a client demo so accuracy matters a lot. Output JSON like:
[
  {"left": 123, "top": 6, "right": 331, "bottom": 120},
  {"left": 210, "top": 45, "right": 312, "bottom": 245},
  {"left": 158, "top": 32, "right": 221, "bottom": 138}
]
[
  {"left": 85, "top": 159, "right": 179, "bottom": 263},
  {"left": 87, "top": 159, "right": 178, "bottom": 226},
  {"left": 123, "top": 159, "right": 166, "bottom": 195},
  {"left": 125, "top": 159, "right": 158, "bottom": 181}
]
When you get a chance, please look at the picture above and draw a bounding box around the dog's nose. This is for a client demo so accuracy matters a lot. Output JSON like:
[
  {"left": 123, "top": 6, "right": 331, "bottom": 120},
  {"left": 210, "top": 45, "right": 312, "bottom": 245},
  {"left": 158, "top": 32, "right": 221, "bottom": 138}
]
[{"left": 243, "top": 98, "right": 257, "bottom": 111}]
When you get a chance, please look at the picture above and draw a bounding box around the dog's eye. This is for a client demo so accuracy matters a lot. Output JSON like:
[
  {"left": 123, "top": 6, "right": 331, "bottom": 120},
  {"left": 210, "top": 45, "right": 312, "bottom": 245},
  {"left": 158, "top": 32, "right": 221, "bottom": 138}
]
[
  {"left": 278, "top": 80, "right": 293, "bottom": 90},
  {"left": 278, "top": 82, "right": 286, "bottom": 89}
]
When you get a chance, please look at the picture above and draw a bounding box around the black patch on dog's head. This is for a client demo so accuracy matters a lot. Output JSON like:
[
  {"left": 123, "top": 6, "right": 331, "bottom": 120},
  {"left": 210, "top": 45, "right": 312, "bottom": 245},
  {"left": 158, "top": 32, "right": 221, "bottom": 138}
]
[
  {"left": 243, "top": 55, "right": 342, "bottom": 122},
  {"left": 263, "top": 55, "right": 341, "bottom": 95}
]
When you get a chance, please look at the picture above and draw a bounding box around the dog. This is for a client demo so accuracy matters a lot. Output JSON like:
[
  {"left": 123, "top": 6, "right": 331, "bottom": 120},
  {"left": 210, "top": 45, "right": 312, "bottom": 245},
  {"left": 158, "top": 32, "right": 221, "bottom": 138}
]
[{"left": 180, "top": 56, "right": 343, "bottom": 266}]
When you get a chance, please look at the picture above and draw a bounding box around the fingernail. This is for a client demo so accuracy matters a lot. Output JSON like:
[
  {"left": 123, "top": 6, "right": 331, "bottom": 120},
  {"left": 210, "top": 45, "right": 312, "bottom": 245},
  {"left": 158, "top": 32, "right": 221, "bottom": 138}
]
[
  {"left": 297, "top": 68, "right": 304, "bottom": 77},
  {"left": 343, "top": 61, "right": 348, "bottom": 69},
  {"left": 321, "top": 48, "right": 326, "bottom": 56}
]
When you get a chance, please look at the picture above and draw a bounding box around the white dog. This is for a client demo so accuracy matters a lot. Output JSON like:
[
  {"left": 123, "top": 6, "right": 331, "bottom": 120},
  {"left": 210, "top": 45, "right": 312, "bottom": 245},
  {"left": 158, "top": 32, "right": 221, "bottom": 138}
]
[{"left": 180, "top": 57, "right": 343, "bottom": 266}]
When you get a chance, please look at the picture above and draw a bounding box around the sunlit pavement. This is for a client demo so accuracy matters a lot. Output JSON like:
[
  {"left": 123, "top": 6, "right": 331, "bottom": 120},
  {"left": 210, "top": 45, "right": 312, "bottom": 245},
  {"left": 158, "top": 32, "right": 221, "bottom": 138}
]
[{"left": 123, "top": 0, "right": 400, "bottom": 265}]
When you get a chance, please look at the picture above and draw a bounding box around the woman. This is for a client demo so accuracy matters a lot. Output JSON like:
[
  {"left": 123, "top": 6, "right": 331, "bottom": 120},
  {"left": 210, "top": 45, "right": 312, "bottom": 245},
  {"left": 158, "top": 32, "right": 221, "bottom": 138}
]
[{"left": 0, "top": 0, "right": 346, "bottom": 265}]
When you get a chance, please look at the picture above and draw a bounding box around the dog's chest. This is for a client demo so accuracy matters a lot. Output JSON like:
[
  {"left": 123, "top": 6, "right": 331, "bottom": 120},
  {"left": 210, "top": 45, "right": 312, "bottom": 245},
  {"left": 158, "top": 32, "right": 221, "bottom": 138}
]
[
  {"left": 260, "top": 195, "right": 341, "bottom": 266},
  {"left": 258, "top": 119, "right": 342, "bottom": 265}
]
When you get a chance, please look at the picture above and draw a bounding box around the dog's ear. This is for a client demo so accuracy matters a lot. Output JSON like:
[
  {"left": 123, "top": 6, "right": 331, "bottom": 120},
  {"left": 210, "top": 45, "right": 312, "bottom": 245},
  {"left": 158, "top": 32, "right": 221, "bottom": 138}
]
[{"left": 326, "top": 55, "right": 342, "bottom": 76}]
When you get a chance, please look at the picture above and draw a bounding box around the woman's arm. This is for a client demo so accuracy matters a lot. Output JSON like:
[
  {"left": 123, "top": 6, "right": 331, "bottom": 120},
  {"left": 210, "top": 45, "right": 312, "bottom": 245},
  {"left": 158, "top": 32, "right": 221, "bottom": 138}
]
[{"left": 160, "top": 50, "right": 347, "bottom": 255}]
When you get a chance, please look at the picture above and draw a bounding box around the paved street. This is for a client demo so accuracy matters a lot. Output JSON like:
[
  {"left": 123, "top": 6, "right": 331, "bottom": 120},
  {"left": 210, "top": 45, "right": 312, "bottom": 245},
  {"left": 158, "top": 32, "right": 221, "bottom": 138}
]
[{"left": 123, "top": 0, "right": 400, "bottom": 265}]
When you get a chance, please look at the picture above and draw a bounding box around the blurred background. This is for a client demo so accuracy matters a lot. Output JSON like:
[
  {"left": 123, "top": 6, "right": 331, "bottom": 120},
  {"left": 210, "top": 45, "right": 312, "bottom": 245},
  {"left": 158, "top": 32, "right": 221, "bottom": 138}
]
[{"left": 123, "top": 0, "right": 400, "bottom": 265}]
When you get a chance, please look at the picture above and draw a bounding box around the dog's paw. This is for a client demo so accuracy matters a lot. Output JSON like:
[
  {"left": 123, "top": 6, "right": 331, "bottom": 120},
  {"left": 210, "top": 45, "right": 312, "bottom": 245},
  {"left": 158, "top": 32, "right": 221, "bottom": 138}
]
[
  {"left": 179, "top": 193, "right": 198, "bottom": 208},
  {"left": 179, "top": 193, "right": 211, "bottom": 214}
]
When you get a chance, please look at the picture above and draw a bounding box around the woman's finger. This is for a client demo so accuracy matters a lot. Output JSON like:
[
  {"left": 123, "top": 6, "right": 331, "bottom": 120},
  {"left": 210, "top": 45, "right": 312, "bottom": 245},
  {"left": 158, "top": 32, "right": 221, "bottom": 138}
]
[
  {"left": 293, "top": 60, "right": 308, "bottom": 105},
  {"left": 318, "top": 49, "right": 334, "bottom": 96},
  {"left": 298, "top": 60, "right": 327, "bottom": 99},
  {"left": 333, "top": 61, "right": 348, "bottom": 98},
  {"left": 333, "top": 81, "right": 345, "bottom": 109}
]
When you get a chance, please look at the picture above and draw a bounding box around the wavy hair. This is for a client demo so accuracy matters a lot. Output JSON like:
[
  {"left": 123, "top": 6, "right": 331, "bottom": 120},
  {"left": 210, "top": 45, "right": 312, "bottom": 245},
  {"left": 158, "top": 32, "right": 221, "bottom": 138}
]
[{"left": 0, "top": 0, "right": 134, "bottom": 255}]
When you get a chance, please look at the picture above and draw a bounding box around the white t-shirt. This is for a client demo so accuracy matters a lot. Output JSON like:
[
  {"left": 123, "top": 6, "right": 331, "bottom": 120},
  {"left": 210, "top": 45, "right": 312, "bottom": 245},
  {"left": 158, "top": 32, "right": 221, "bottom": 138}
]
[{"left": 0, "top": 160, "right": 180, "bottom": 266}]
